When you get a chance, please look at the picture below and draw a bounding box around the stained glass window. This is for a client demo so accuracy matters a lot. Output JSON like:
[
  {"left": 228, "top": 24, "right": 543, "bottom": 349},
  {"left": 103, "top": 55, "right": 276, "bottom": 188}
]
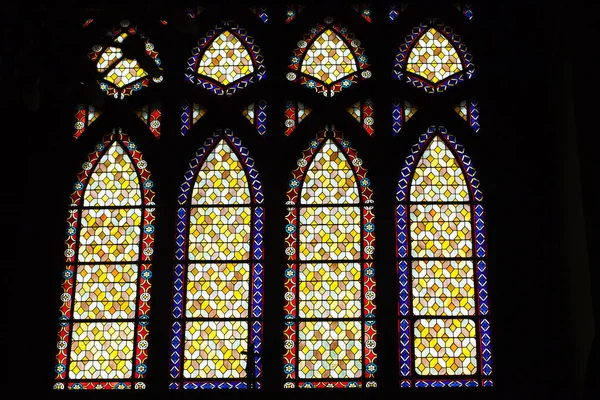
[
  {"left": 287, "top": 17, "right": 371, "bottom": 97},
  {"left": 186, "top": 22, "right": 266, "bottom": 96},
  {"left": 396, "top": 126, "right": 493, "bottom": 388},
  {"left": 54, "top": 130, "right": 155, "bottom": 390},
  {"left": 393, "top": 20, "right": 474, "bottom": 93},
  {"left": 283, "top": 128, "right": 377, "bottom": 389},
  {"left": 170, "top": 129, "right": 265, "bottom": 389},
  {"left": 87, "top": 20, "right": 163, "bottom": 99}
]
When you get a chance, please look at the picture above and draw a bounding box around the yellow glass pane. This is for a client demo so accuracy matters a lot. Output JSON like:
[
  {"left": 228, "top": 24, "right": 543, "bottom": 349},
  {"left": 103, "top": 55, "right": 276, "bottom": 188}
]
[
  {"left": 104, "top": 58, "right": 148, "bottom": 88},
  {"left": 298, "top": 321, "right": 362, "bottom": 379},
  {"left": 299, "top": 262, "right": 361, "bottom": 318},
  {"left": 300, "top": 29, "right": 358, "bottom": 84},
  {"left": 69, "top": 322, "right": 135, "bottom": 380},
  {"left": 300, "top": 139, "right": 359, "bottom": 205},
  {"left": 409, "top": 204, "right": 472, "bottom": 258},
  {"left": 299, "top": 206, "right": 360, "bottom": 261},
  {"left": 188, "top": 207, "right": 251, "bottom": 260},
  {"left": 414, "top": 318, "right": 477, "bottom": 376},
  {"left": 407, "top": 27, "right": 463, "bottom": 84},
  {"left": 197, "top": 31, "right": 254, "bottom": 86},
  {"left": 186, "top": 263, "right": 250, "bottom": 318},
  {"left": 410, "top": 136, "right": 469, "bottom": 202},
  {"left": 73, "top": 264, "right": 138, "bottom": 319},
  {"left": 78, "top": 208, "right": 142, "bottom": 263},
  {"left": 84, "top": 142, "right": 142, "bottom": 207},
  {"left": 183, "top": 321, "right": 248, "bottom": 379},
  {"left": 192, "top": 140, "right": 251, "bottom": 205},
  {"left": 412, "top": 260, "right": 475, "bottom": 316}
]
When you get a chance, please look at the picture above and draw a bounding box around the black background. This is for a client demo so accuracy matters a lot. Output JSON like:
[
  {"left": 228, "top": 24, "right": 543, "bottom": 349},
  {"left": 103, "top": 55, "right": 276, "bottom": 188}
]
[{"left": 4, "top": 0, "right": 598, "bottom": 398}]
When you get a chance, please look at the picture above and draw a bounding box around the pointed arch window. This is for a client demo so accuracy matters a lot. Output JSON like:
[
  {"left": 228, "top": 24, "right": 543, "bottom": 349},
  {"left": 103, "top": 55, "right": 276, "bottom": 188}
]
[
  {"left": 88, "top": 20, "right": 164, "bottom": 99},
  {"left": 53, "top": 130, "right": 155, "bottom": 390},
  {"left": 283, "top": 128, "right": 377, "bottom": 389},
  {"left": 287, "top": 17, "right": 371, "bottom": 97},
  {"left": 393, "top": 20, "right": 474, "bottom": 93},
  {"left": 186, "top": 22, "right": 266, "bottom": 96},
  {"left": 170, "top": 129, "right": 265, "bottom": 389},
  {"left": 396, "top": 126, "right": 493, "bottom": 388}
]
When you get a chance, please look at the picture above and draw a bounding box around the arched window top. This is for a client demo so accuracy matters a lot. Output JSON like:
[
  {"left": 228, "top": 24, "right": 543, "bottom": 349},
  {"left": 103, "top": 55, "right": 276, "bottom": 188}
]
[
  {"left": 393, "top": 21, "right": 474, "bottom": 94},
  {"left": 396, "top": 126, "right": 483, "bottom": 203},
  {"left": 191, "top": 139, "right": 251, "bottom": 205},
  {"left": 178, "top": 129, "right": 264, "bottom": 207},
  {"left": 55, "top": 130, "right": 155, "bottom": 390},
  {"left": 299, "top": 138, "right": 360, "bottom": 205},
  {"left": 170, "top": 128, "right": 265, "bottom": 389},
  {"left": 287, "top": 128, "right": 373, "bottom": 205},
  {"left": 186, "top": 22, "right": 266, "bottom": 96},
  {"left": 409, "top": 135, "right": 469, "bottom": 202},
  {"left": 287, "top": 17, "right": 371, "bottom": 97},
  {"left": 83, "top": 141, "right": 142, "bottom": 207},
  {"left": 88, "top": 20, "right": 164, "bottom": 99},
  {"left": 283, "top": 128, "right": 377, "bottom": 389},
  {"left": 395, "top": 126, "right": 492, "bottom": 387}
]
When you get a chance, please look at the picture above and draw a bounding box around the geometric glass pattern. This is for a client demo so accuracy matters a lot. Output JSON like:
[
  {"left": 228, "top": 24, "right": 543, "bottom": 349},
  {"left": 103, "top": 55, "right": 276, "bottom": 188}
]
[
  {"left": 170, "top": 129, "right": 264, "bottom": 389},
  {"left": 346, "top": 99, "right": 375, "bottom": 136},
  {"left": 134, "top": 102, "right": 162, "bottom": 139},
  {"left": 181, "top": 101, "right": 207, "bottom": 136},
  {"left": 392, "top": 99, "right": 419, "bottom": 136},
  {"left": 350, "top": 4, "right": 373, "bottom": 22},
  {"left": 284, "top": 127, "right": 377, "bottom": 389},
  {"left": 186, "top": 21, "right": 266, "bottom": 96},
  {"left": 241, "top": 100, "right": 268, "bottom": 136},
  {"left": 454, "top": 98, "right": 481, "bottom": 134},
  {"left": 396, "top": 126, "right": 493, "bottom": 387},
  {"left": 54, "top": 129, "right": 155, "bottom": 390},
  {"left": 284, "top": 101, "right": 313, "bottom": 136},
  {"left": 74, "top": 104, "right": 102, "bottom": 139},
  {"left": 87, "top": 20, "right": 163, "bottom": 99},
  {"left": 287, "top": 17, "right": 371, "bottom": 97},
  {"left": 393, "top": 21, "right": 474, "bottom": 94}
]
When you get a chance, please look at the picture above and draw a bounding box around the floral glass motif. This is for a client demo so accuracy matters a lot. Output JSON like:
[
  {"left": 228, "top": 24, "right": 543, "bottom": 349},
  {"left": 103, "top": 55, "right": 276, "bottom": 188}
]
[
  {"left": 186, "top": 22, "right": 266, "bottom": 96},
  {"left": 287, "top": 17, "right": 371, "bottom": 97},
  {"left": 393, "top": 21, "right": 474, "bottom": 93},
  {"left": 54, "top": 130, "right": 155, "bottom": 390},
  {"left": 88, "top": 20, "right": 163, "bottom": 99},
  {"left": 284, "top": 128, "right": 377, "bottom": 389},
  {"left": 396, "top": 126, "right": 493, "bottom": 388},
  {"left": 170, "top": 129, "right": 265, "bottom": 389}
]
